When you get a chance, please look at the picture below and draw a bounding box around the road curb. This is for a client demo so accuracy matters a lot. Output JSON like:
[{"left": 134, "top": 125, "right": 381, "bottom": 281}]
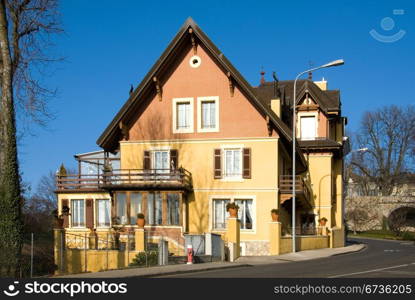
[{"left": 125, "top": 264, "right": 252, "bottom": 278}]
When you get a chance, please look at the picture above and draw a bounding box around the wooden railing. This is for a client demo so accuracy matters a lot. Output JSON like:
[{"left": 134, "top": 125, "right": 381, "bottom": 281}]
[
  {"left": 56, "top": 168, "right": 192, "bottom": 190},
  {"left": 279, "top": 175, "right": 310, "bottom": 197}
]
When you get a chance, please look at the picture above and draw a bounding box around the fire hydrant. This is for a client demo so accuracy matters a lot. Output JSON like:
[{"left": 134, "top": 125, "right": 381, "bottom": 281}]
[{"left": 186, "top": 244, "right": 193, "bottom": 265}]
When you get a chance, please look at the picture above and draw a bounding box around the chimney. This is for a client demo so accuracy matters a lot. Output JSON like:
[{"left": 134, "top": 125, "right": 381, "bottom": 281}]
[
  {"left": 314, "top": 77, "right": 328, "bottom": 90},
  {"left": 271, "top": 72, "right": 281, "bottom": 117},
  {"left": 260, "top": 70, "right": 266, "bottom": 85}
]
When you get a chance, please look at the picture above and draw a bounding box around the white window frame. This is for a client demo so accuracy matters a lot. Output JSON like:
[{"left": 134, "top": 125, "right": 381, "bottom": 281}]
[
  {"left": 197, "top": 96, "right": 219, "bottom": 132},
  {"left": 70, "top": 199, "right": 85, "bottom": 228},
  {"left": 297, "top": 111, "right": 318, "bottom": 140},
  {"left": 95, "top": 199, "right": 111, "bottom": 228},
  {"left": 210, "top": 196, "right": 256, "bottom": 232},
  {"left": 223, "top": 148, "right": 243, "bottom": 180},
  {"left": 172, "top": 97, "right": 194, "bottom": 134}
]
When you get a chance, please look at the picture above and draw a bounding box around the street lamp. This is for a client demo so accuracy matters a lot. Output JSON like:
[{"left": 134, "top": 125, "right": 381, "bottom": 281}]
[{"left": 291, "top": 59, "right": 344, "bottom": 253}]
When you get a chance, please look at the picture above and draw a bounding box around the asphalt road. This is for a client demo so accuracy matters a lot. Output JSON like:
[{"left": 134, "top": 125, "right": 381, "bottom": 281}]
[{"left": 158, "top": 238, "right": 415, "bottom": 278}]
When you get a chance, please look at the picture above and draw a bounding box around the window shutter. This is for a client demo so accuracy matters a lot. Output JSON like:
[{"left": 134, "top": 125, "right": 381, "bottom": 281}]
[
  {"left": 243, "top": 148, "right": 251, "bottom": 179},
  {"left": 214, "top": 149, "right": 222, "bottom": 179},
  {"left": 61, "top": 199, "right": 69, "bottom": 228},
  {"left": 170, "top": 149, "right": 178, "bottom": 169},
  {"left": 143, "top": 151, "right": 151, "bottom": 170},
  {"left": 86, "top": 199, "right": 94, "bottom": 229}
]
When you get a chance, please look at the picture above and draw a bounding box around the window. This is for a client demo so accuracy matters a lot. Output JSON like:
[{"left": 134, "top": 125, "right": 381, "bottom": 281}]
[
  {"left": 173, "top": 98, "right": 193, "bottom": 133},
  {"left": 153, "top": 150, "right": 170, "bottom": 173},
  {"left": 213, "top": 199, "right": 230, "bottom": 230},
  {"left": 96, "top": 199, "right": 110, "bottom": 227},
  {"left": 197, "top": 96, "right": 219, "bottom": 132},
  {"left": 300, "top": 116, "right": 316, "bottom": 140},
  {"left": 212, "top": 198, "right": 254, "bottom": 230},
  {"left": 201, "top": 101, "right": 215, "bottom": 128},
  {"left": 148, "top": 192, "right": 163, "bottom": 225},
  {"left": 116, "top": 192, "right": 128, "bottom": 225},
  {"left": 235, "top": 199, "right": 253, "bottom": 230},
  {"left": 130, "top": 193, "right": 142, "bottom": 224},
  {"left": 71, "top": 199, "right": 85, "bottom": 227},
  {"left": 167, "top": 193, "right": 180, "bottom": 225},
  {"left": 177, "top": 102, "right": 191, "bottom": 129},
  {"left": 224, "top": 149, "right": 242, "bottom": 178}
]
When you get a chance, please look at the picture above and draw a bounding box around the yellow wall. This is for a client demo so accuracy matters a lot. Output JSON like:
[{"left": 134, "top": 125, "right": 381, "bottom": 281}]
[
  {"left": 120, "top": 138, "right": 280, "bottom": 242},
  {"left": 280, "top": 236, "right": 329, "bottom": 254},
  {"left": 306, "top": 153, "right": 333, "bottom": 226},
  {"left": 60, "top": 249, "right": 142, "bottom": 274}
]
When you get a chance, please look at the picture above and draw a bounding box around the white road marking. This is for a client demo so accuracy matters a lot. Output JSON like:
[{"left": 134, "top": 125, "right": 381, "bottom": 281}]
[{"left": 329, "top": 264, "right": 413, "bottom": 278}]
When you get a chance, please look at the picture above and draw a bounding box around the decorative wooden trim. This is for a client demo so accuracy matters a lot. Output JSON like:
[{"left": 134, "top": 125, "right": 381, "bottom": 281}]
[
  {"left": 179, "top": 192, "right": 183, "bottom": 227},
  {"left": 126, "top": 192, "right": 131, "bottom": 225},
  {"left": 162, "top": 192, "right": 168, "bottom": 225},
  {"left": 119, "top": 121, "right": 129, "bottom": 141},
  {"left": 153, "top": 76, "right": 162, "bottom": 101},
  {"left": 227, "top": 72, "right": 234, "bottom": 97},
  {"left": 266, "top": 115, "right": 272, "bottom": 136},
  {"left": 189, "top": 28, "right": 197, "bottom": 55}
]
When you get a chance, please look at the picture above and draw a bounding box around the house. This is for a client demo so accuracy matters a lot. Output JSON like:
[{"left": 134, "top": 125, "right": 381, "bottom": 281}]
[{"left": 55, "top": 17, "right": 348, "bottom": 260}]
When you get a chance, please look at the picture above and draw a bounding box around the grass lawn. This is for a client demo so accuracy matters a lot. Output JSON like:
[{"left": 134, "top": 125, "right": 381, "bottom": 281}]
[{"left": 348, "top": 230, "right": 415, "bottom": 241}]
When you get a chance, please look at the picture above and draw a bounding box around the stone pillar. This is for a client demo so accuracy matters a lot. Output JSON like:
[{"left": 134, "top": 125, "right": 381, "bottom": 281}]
[
  {"left": 88, "top": 231, "right": 97, "bottom": 249},
  {"left": 227, "top": 217, "right": 240, "bottom": 261},
  {"left": 269, "top": 222, "right": 281, "bottom": 255},
  {"left": 135, "top": 228, "right": 145, "bottom": 252},
  {"left": 54, "top": 229, "right": 65, "bottom": 274}
]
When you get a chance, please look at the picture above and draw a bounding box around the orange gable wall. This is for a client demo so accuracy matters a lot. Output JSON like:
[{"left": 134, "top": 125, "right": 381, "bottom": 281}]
[{"left": 128, "top": 45, "right": 277, "bottom": 141}]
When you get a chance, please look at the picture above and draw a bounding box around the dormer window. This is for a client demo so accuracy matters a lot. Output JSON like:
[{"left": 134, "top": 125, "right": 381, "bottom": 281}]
[{"left": 300, "top": 115, "right": 316, "bottom": 140}]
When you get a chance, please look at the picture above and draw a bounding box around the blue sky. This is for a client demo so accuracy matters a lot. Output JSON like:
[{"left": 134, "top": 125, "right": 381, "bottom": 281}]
[{"left": 19, "top": 0, "right": 414, "bottom": 192}]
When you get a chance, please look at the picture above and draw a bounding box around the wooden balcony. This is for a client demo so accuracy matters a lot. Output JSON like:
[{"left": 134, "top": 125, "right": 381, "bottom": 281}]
[
  {"left": 279, "top": 175, "right": 311, "bottom": 209},
  {"left": 56, "top": 168, "right": 192, "bottom": 193}
]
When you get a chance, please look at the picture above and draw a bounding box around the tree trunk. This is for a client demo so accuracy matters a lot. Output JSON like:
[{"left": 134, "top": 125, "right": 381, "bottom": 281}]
[{"left": 0, "top": 0, "right": 23, "bottom": 277}]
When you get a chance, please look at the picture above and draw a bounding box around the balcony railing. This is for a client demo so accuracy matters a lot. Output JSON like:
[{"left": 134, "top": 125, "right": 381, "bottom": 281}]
[
  {"left": 56, "top": 168, "right": 192, "bottom": 191},
  {"left": 279, "top": 175, "right": 310, "bottom": 195}
]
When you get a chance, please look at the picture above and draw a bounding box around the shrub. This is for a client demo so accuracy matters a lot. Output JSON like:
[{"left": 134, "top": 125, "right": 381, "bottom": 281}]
[
  {"left": 401, "top": 231, "right": 415, "bottom": 241},
  {"left": 130, "top": 251, "right": 158, "bottom": 267}
]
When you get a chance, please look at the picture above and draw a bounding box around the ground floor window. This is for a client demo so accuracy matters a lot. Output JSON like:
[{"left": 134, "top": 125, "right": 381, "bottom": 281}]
[
  {"left": 167, "top": 193, "right": 180, "bottom": 225},
  {"left": 113, "top": 191, "right": 182, "bottom": 226},
  {"left": 116, "top": 193, "right": 128, "bottom": 225},
  {"left": 96, "top": 199, "right": 110, "bottom": 227},
  {"left": 147, "top": 192, "right": 163, "bottom": 225},
  {"left": 130, "top": 192, "right": 142, "bottom": 224},
  {"left": 212, "top": 198, "right": 254, "bottom": 230},
  {"left": 235, "top": 199, "right": 253, "bottom": 229},
  {"left": 213, "top": 199, "right": 230, "bottom": 230},
  {"left": 71, "top": 199, "right": 85, "bottom": 227}
]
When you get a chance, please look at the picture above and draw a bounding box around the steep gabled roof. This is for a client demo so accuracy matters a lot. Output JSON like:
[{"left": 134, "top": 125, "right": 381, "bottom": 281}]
[
  {"left": 96, "top": 17, "right": 307, "bottom": 172},
  {"left": 254, "top": 80, "right": 341, "bottom": 114}
]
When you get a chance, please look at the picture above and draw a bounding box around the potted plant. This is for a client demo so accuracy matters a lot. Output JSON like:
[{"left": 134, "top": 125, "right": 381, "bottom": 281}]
[
  {"left": 136, "top": 213, "right": 145, "bottom": 228},
  {"left": 226, "top": 202, "right": 239, "bottom": 218},
  {"left": 271, "top": 209, "right": 279, "bottom": 222},
  {"left": 52, "top": 209, "right": 64, "bottom": 229},
  {"left": 318, "top": 217, "right": 328, "bottom": 226}
]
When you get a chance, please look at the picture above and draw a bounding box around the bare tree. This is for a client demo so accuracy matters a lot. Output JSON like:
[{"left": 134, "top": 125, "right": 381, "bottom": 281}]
[
  {"left": 350, "top": 105, "right": 415, "bottom": 196},
  {"left": 0, "top": 0, "right": 62, "bottom": 277}
]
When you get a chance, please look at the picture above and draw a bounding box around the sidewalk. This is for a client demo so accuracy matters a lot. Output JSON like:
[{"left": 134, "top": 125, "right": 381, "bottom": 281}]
[
  {"left": 57, "top": 243, "right": 365, "bottom": 278},
  {"left": 236, "top": 243, "right": 366, "bottom": 265}
]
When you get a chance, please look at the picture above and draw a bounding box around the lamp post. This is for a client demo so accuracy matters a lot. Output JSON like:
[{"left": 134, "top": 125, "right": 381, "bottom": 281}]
[{"left": 291, "top": 59, "right": 344, "bottom": 253}]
